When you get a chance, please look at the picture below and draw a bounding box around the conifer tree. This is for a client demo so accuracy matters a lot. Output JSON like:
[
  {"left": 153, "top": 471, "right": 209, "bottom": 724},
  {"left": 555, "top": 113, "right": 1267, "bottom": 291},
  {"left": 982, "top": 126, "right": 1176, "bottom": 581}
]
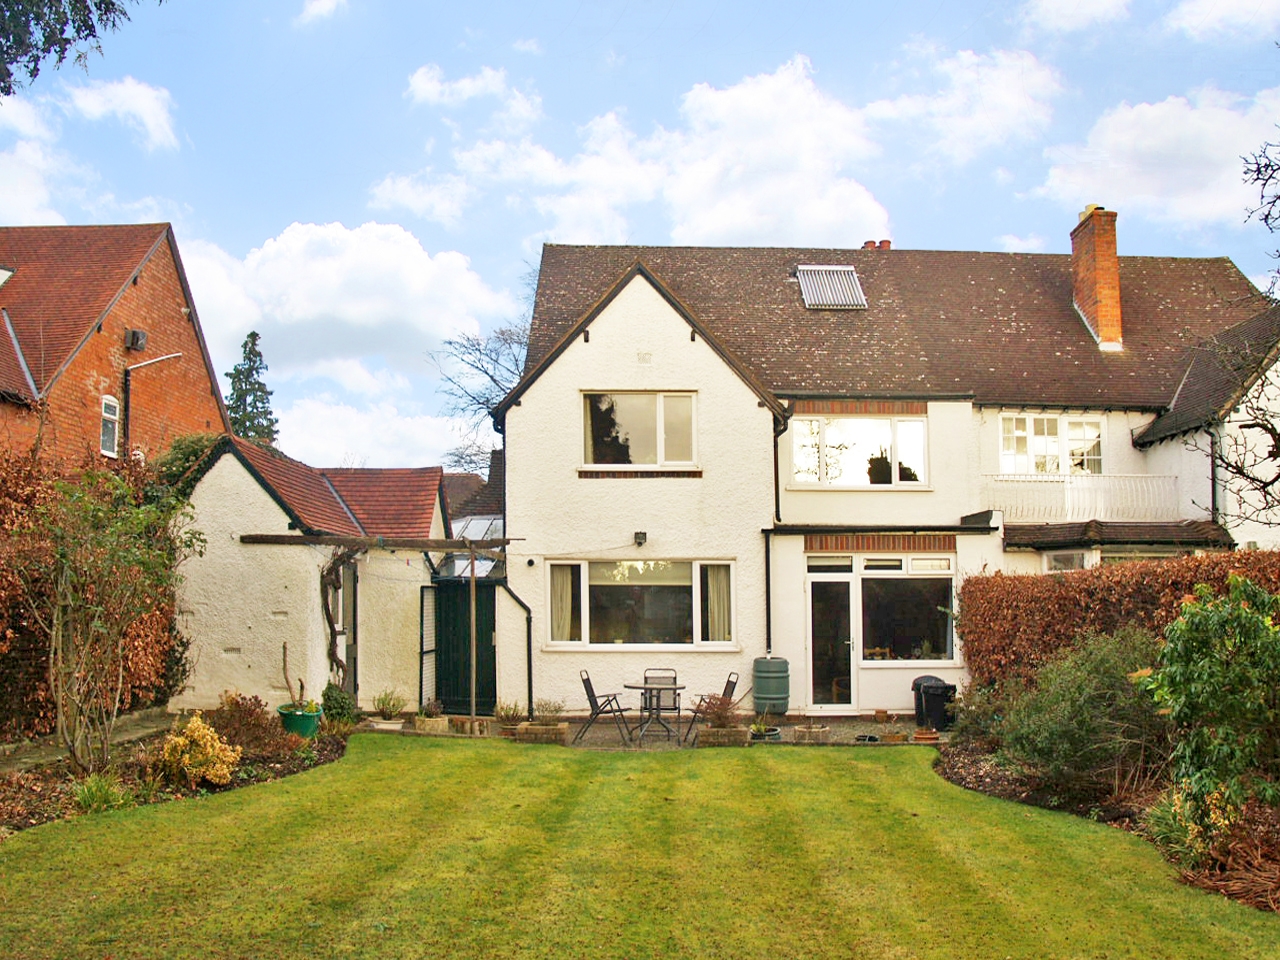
[{"left": 224, "top": 331, "right": 278, "bottom": 444}]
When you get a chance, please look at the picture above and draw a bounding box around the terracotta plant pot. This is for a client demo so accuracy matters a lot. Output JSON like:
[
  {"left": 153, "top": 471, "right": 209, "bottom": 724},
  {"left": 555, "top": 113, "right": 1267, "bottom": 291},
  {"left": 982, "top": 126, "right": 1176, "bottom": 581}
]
[{"left": 912, "top": 728, "right": 940, "bottom": 743}]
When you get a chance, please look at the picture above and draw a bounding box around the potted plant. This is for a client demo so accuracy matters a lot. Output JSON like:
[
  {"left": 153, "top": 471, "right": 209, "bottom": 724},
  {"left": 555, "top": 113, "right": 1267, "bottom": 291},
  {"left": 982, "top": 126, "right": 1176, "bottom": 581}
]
[
  {"left": 882, "top": 714, "right": 909, "bottom": 743},
  {"left": 516, "top": 698, "right": 570, "bottom": 745},
  {"left": 276, "top": 642, "right": 323, "bottom": 738},
  {"left": 694, "top": 694, "right": 750, "bottom": 747},
  {"left": 413, "top": 698, "right": 449, "bottom": 735},
  {"left": 794, "top": 718, "right": 831, "bottom": 744},
  {"left": 494, "top": 700, "right": 526, "bottom": 738},
  {"left": 369, "top": 689, "right": 407, "bottom": 730},
  {"left": 749, "top": 714, "right": 782, "bottom": 742}
]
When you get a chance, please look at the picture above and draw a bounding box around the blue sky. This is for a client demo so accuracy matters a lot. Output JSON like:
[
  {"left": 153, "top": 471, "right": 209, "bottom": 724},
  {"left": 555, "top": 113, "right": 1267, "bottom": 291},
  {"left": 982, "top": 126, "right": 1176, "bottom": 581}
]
[{"left": 1, "top": 0, "right": 1279, "bottom": 467}]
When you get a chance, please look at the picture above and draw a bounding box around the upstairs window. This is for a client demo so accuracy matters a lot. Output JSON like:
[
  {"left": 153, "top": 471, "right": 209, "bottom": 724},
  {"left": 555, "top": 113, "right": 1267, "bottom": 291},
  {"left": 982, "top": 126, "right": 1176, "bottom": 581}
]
[
  {"left": 583, "top": 393, "right": 694, "bottom": 466},
  {"left": 1000, "top": 415, "right": 1102, "bottom": 475},
  {"left": 100, "top": 396, "right": 120, "bottom": 458},
  {"left": 792, "top": 417, "right": 926, "bottom": 486}
]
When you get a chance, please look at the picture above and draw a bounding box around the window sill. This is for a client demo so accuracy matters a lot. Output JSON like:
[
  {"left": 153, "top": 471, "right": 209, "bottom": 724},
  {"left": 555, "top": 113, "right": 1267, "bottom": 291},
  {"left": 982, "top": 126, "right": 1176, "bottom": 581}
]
[
  {"left": 858, "top": 658, "right": 958, "bottom": 669},
  {"left": 786, "top": 483, "right": 932, "bottom": 492},
  {"left": 543, "top": 641, "right": 741, "bottom": 653},
  {"left": 579, "top": 468, "right": 703, "bottom": 479}
]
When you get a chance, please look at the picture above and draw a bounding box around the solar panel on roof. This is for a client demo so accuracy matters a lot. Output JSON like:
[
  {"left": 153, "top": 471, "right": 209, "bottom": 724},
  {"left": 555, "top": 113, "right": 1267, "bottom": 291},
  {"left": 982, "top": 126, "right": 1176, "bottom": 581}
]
[{"left": 796, "top": 265, "right": 867, "bottom": 309}]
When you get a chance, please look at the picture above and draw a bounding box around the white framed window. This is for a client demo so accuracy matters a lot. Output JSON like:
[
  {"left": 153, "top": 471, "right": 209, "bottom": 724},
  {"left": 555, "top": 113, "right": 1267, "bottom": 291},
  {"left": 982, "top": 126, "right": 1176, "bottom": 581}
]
[
  {"left": 1000, "top": 414, "right": 1102, "bottom": 475},
  {"left": 548, "top": 559, "right": 733, "bottom": 645},
  {"left": 792, "top": 417, "right": 927, "bottom": 486},
  {"left": 583, "top": 392, "right": 695, "bottom": 466},
  {"left": 1044, "top": 551, "right": 1087, "bottom": 572},
  {"left": 100, "top": 395, "right": 120, "bottom": 458},
  {"left": 859, "top": 556, "right": 954, "bottom": 662}
]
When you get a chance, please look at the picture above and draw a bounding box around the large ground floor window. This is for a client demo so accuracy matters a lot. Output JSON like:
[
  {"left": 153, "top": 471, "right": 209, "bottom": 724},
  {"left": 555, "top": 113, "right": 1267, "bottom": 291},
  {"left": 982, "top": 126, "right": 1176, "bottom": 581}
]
[
  {"left": 549, "top": 560, "right": 733, "bottom": 645},
  {"left": 860, "top": 577, "right": 953, "bottom": 661}
]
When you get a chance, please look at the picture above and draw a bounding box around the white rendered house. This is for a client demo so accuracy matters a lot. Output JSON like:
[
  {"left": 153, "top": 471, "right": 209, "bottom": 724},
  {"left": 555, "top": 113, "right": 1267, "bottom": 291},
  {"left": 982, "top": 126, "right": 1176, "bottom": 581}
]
[{"left": 491, "top": 206, "right": 1280, "bottom": 718}]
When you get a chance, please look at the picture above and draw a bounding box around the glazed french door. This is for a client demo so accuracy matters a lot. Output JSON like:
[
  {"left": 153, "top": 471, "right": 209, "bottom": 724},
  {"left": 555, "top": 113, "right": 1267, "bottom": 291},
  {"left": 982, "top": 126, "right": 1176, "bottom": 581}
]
[{"left": 808, "top": 576, "right": 854, "bottom": 710}]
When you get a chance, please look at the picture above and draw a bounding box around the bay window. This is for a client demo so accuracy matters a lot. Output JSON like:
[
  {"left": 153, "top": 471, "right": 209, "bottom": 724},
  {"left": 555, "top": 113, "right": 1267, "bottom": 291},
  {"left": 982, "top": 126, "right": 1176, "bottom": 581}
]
[
  {"left": 548, "top": 560, "right": 733, "bottom": 644},
  {"left": 792, "top": 417, "right": 926, "bottom": 486},
  {"left": 1000, "top": 414, "right": 1102, "bottom": 475},
  {"left": 584, "top": 392, "right": 694, "bottom": 466}
]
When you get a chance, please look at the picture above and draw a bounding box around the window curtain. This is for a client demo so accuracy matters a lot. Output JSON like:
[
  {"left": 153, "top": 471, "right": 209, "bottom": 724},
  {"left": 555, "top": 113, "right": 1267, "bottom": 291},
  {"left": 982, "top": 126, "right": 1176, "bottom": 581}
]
[
  {"left": 704, "top": 564, "right": 731, "bottom": 641},
  {"left": 551, "top": 565, "right": 576, "bottom": 641}
]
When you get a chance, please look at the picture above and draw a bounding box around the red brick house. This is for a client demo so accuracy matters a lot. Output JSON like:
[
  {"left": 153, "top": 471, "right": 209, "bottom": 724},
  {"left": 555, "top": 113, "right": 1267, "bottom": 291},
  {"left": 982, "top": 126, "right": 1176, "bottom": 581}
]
[{"left": 0, "top": 223, "right": 229, "bottom": 462}]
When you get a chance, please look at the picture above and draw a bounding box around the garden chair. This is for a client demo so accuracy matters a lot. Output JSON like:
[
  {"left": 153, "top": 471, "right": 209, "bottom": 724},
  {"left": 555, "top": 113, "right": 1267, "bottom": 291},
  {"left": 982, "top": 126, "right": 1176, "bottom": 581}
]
[
  {"left": 684, "top": 671, "right": 739, "bottom": 743},
  {"left": 573, "top": 670, "right": 631, "bottom": 744},
  {"left": 642, "top": 667, "right": 681, "bottom": 738}
]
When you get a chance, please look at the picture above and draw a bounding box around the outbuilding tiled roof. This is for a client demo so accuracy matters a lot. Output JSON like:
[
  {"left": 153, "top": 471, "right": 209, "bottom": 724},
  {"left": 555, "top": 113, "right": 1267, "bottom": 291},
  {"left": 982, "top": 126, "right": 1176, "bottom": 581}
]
[
  {"left": 226, "top": 437, "right": 442, "bottom": 538},
  {"left": 454, "top": 449, "right": 504, "bottom": 519},
  {"left": 326, "top": 467, "right": 444, "bottom": 538},
  {"left": 527, "top": 245, "right": 1267, "bottom": 410},
  {"left": 0, "top": 224, "right": 172, "bottom": 400},
  {"left": 1003, "top": 520, "right": 1233, "bottom": 550}
]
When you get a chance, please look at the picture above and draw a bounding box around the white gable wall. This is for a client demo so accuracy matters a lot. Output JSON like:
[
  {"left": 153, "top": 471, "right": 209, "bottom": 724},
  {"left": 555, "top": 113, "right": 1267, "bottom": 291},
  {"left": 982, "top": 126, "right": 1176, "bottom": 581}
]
[
  {"left": 174, "top": 454, "right": 332, "bottom": 711},
  {"left": 500, "top": 274, "right": 776, "bottom": 712}
]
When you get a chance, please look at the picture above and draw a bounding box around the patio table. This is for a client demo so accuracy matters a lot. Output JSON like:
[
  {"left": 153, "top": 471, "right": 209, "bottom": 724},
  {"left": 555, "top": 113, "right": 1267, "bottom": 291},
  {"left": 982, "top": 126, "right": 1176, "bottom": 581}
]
[{"left": 624, "top": 681, "right": 685, "bottom": 744}]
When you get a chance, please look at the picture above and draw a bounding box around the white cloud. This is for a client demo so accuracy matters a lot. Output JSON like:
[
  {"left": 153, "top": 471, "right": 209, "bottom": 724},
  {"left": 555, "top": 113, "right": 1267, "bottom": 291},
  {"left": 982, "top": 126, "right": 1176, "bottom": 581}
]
[
  {"left": 0, "top": 140, "right": 66, "bottom": 224},
  {"left": 0, "top": 97, "right": 53, "bottom": 140},
  {"left": 408, "top": 64, "right": 508, "bottom": 106},
  {"left": 184, "top": 221, "right": 516, "bottom": 379},
  {"left": 295, "top": 0, "right": 347, "bottom": 25},
  {"left": 1022, "top": 0, "right": 1129, "bottom": 32},
  {"left": 405, "top": 64, "right": 542, "bottom": 135},
  {"left": 998, "top": 233, "right": 1046, "bottom": 252},
  {"left": 435, "top": 57, "right": 890, "bottom": 247},
  {"left": 368, "top": 171, "right": 472, "bottom": 226},
  {"left": 281, "top": 358, "right": 412, "bottom": 398},
  {"left": 1166, "top": 0, "right": 1280, "bottom": 39},
  {"left": 865, "top": 48, "right": 1061, "bottom": 163},
  {"left": 513, "top": 38, "right": 542, "bottom": 54},
  {"left": 65, "top": 77, "right": 178, "bottom": 151},
  {"left": 1038, "top": 85, "right": 1280, "bottom": 227},
  {"left": 276, "top": 398, "right": 464, "bottom": 468}
]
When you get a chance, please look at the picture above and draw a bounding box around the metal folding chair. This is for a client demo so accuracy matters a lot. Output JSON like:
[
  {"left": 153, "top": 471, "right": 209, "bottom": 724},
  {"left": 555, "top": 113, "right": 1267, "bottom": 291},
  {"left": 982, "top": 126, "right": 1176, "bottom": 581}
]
[
  {"left": 573, "top": 670, "right": 631, "bottom": 744},
  {"left": 684, "top": 671, "right": 739, "bottom": 743},
  {"left": 642, "top": 667, "right": 680, "bottom": 739}
]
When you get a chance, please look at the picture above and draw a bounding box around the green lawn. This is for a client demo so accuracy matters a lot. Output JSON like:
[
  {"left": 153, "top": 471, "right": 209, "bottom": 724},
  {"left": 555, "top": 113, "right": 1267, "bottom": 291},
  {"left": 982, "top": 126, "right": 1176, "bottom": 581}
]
[{"left": 0, "top": 736, "right": 1276, "bottom": 960}]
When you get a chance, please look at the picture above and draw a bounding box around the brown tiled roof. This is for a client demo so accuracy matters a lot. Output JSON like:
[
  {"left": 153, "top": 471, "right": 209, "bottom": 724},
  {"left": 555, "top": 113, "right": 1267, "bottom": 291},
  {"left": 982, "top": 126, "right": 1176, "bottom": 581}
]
[
  {"left": 1003, "top": 520, "right": 1234, "bottom": 550},
  {"left": 1136, "top": 303, "right": 1280, "bottom": 445},
  {"left": 230, "top": 438, "right": 363, "bottom": 536},
  {"left": 443, "top": 473, "right": 483, "bottom": 521},
  {"left": 455, "top": 449, "right": 504, "bottom": 518},
  {"left": 0, "top": 224, "right": 171, "bottom": 399},
  {"left": 326, "top": 467, "right": 443, "bottom": 538},
  {"left": 226, "top": 437, "right": 443, "bottom": 538},
  {"left": 526, "top": 245, "right": 1266, "bottom": 409}
]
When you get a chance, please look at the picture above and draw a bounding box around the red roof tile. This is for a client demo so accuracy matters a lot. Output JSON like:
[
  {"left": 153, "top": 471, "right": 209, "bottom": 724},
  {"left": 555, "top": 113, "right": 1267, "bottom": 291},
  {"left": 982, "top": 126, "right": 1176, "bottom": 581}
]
[
  {"left": 0, "top": 224, "right": 171, "bottom": 398},
  {"left": 326, "top": 467, "right": 443, "bottom": 539},
  {"left": 526, "top": 245, "right": 1267, "bottom": 410},
  {"left": 226, "top": 437, "right": 443, "bottom": 539}
]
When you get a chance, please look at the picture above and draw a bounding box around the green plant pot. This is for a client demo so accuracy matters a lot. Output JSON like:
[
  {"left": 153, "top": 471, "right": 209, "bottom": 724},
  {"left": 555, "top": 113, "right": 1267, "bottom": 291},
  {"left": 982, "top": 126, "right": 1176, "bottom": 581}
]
[{"left": 277, "top": 704, "right": 323, "bottom": 738}]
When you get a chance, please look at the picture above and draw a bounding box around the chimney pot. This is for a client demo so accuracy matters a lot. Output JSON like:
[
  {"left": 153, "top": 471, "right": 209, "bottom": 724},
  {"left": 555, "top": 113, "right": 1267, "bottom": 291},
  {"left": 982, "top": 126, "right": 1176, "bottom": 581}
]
[
  {"left": 862, "top": 240, "right": 876, "bottom": 250},
  {"left": 878, "top": 239, "right": 891, "bottom": 250},
  {"left": 1070, "top": 206, "right": 1122, "bottom": 351}
]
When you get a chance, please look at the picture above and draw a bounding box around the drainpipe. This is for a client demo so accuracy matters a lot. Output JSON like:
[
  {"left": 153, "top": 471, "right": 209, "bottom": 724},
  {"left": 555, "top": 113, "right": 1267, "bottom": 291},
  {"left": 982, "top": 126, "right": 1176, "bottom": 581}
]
[
  {"left": 500, "top": 581, "right": 534, "bottom": 721},
  {"left": 122, "top": 352, "right": 182, "bottom": 455},
  {"left": 1210, "top": 428, "right": 1220, "bottom": 523},
  {"left": 764, "top": 529, "right": 773, "bottom": 656}
]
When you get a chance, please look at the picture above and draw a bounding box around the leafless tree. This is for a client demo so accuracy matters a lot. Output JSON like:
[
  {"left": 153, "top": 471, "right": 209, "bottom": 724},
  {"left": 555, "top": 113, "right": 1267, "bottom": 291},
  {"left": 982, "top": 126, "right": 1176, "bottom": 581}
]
[{"left": 431, "top": 262, "right": 537, "bottom": 475}]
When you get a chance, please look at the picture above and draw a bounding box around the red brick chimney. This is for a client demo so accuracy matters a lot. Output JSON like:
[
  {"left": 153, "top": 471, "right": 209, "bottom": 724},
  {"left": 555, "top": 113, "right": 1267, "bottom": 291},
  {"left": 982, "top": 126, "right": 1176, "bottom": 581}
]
[{"left": 1070, "top": 205, "right": 1122, "bottom": 351}]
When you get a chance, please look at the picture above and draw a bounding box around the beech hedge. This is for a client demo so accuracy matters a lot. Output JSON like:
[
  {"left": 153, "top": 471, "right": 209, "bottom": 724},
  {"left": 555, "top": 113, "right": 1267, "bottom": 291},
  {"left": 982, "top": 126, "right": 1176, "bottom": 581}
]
[{"left": 957, "top": 552, "right": 1280, "bottom": 685}]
